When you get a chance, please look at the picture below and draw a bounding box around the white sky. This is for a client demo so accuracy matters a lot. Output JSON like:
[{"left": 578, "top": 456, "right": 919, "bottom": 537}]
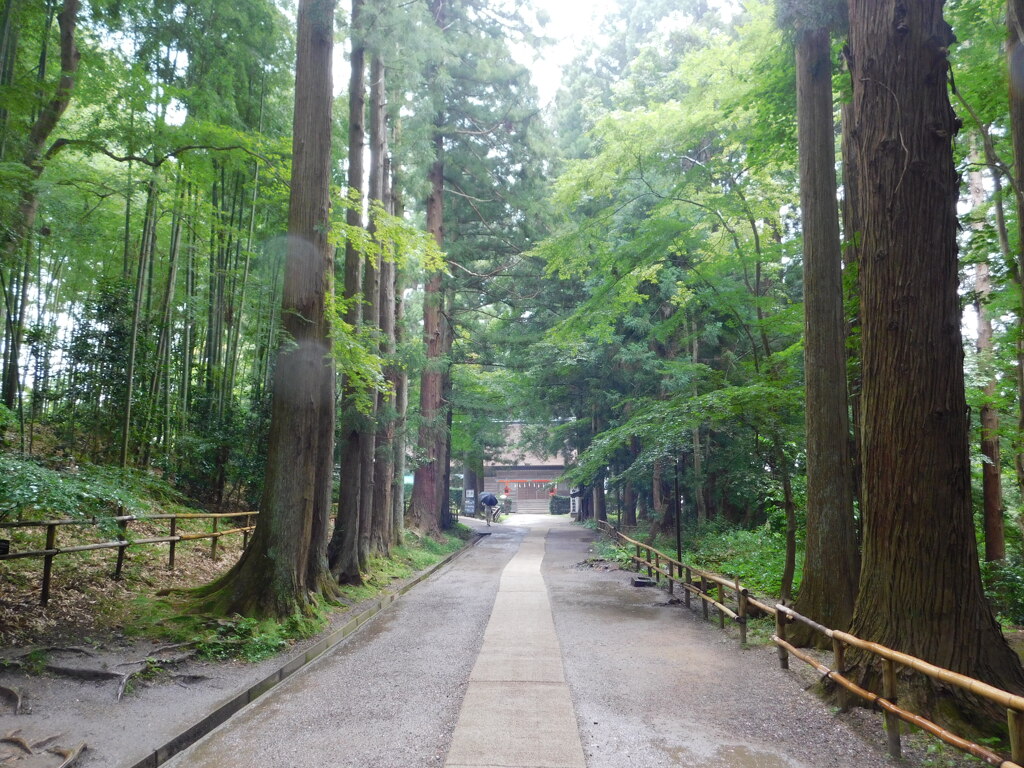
[{"left": 517, "top": 0, "right": 618, "bottom": 106}]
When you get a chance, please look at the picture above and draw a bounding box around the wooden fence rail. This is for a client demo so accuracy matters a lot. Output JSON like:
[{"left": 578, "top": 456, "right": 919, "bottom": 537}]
[
  {"left": 0, "top": 511, "right": 258, "bottom": 606},
  {"left": 597, "top": 520, "right": 1024, "bottom": 768}
]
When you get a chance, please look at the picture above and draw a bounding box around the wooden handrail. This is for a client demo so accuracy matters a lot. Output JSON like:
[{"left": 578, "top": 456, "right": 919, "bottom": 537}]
[
  {"left": 0, "top": 510, "right": 258, "bottom": 529},
  {"left": 831, "top": 630, "right": 1024, "bottom": 714},
  {"left": 774, "top": 636, "right": 1021, "bottom": 768},
  {"left": 0, "top": 512, "right": 259, "bottom": 605}
]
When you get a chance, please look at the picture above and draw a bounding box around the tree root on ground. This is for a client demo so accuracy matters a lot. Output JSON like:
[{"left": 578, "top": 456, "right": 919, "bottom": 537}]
[
  {"left": 0, "top": 731, "right": 85, "bottom": 767},
  {"left": 4, "top": 642, "right": 200, "bottom": 701}
]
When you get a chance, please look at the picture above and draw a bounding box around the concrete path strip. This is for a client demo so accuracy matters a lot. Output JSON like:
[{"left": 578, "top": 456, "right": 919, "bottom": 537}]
[{"left": 444, "top": 524, "right": 586, "bottom": 768}]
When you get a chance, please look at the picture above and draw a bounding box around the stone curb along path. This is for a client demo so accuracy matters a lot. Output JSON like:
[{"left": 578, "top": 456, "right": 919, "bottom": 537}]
[
  {"left": 127, "top": 536, "right": 483, "bottom": 768},
  {"left": 444, "top": 524, "right": 587, "bottom": 768}
]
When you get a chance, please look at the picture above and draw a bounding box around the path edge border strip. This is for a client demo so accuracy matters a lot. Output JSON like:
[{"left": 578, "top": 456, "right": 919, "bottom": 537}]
[{"left": 126, "top": 534, "right": 485, "bottom": 768}]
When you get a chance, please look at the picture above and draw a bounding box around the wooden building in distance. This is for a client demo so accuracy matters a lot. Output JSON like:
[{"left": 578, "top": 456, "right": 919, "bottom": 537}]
[{"left": 482, "top": 423, "right": 570, "bottom": 514}]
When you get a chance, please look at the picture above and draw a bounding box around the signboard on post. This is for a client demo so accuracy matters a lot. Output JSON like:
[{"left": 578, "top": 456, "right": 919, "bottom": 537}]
[{"left": 464, "top": 489, "right": 476, "bottom": 516}]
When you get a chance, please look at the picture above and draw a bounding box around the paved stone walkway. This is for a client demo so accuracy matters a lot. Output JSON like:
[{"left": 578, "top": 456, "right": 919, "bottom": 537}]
[{"left": 444, "top": 526, "right": 586, "bottom": 768}]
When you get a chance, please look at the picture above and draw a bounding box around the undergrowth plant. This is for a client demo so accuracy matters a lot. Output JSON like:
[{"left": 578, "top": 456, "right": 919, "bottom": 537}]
[{"left": 121, "top": 526, "right": 471, "bottom": 662}]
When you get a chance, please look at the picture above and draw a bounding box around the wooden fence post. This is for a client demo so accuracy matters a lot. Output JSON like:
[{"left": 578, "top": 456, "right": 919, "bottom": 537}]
[
  {"left": 775, "top": 607, "right": 789, "bottom": 670},
  {"left": 701, "top": 576, "right": 709, "bottom": 621},
  {"left": 737, "top": 581, "right": 748, "bottom": 645},
  {"left": 645, "top": 547, "right": 652, "bottom": 578},
  {"left": 40, "top": 524, "right": 57, "bottom": 606},
  {"left": 832, "top": 636, "right": 847, "bottom": 709},
  {"left": 242, "top": 514, "right": 251, "bottom": 550},
  {"left": 684, "top": 567, "right": 691, "bottom": 609},
  {"left": 211, "top": 517, "right": 219, "bottom": 560},
  {"left": 654, "top": 553, "right": 661, "bottom": 583},
  {"left": 717, "top": 583, "right": 725, "bottom": 629},
  {"left": 168, "top": 516, "right": 177, "bottom": 571},
  {"left": 883, "top": 659, "right": 901, "bottom": 759},
  {"left": 1009, "top": 708, "right": 1024, "bottom": 765},
  {"left": 113, "top": 519, "right": 128, "bottom": 579}
]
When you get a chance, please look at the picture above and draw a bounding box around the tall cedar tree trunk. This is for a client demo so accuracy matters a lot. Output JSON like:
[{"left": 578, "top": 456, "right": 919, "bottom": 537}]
[
  {"left": 193, "top": 0, "right": 339, "bottom": 617},
  {"left": 790, "top": 26, "right": 859, "bottom": 644},
  {"left": 359, "top": 51, "right": 386, "bottom": 562},
  {"left": 407, "top": 116, "right": 446, "bottom": 536},
  {"left": 390, "top": 167, "right": 408, "bottom": 546},
  {"left": 969, "top": 159, "right": 1004, "bottom": 561},
  {"left": 329, "top": 0, "right": 366, "bottom": 581},
  {"left": 840, "top": 95, "right": 864, "bottom": 526},
  {"left": 847, "top": 0, "right": 1024, "bottom": 713},
  {"left": 372, "top": 120, "right": 397, "bottom": 556},
  {"left": 0, "top": 0, "right": 79, "bottom": 410},
  {"left": 1008, "top": 0, "right": 1024, "bottom": 498}
]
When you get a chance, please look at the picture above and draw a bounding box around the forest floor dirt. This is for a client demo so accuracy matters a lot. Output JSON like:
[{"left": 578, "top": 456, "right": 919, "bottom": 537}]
[
  {"left": 0, "top": 528, "right": 437, "bottom": 768},
  {"left": 0, "top": 518, "right": 1018, "bottom": 768}
]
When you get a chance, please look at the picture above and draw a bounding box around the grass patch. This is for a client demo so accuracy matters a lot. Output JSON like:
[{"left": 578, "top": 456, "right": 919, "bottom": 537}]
[
  {"left": 684, "top": 525, "right": 802, "bottom": 598},
  {"left": 120, "top": 525, "right": 472, "bottom": 663},
  {"left": 126, "top": 594, "right": 330, "bottom": 663}
]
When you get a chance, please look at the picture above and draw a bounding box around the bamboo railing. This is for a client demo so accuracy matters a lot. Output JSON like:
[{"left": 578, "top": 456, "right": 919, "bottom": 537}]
[
  {"left": 0, "top": 511, "right": 258, "bottom": 606},
  {"left": 598, "top": 521, "right": 751, "bottom": 643},
  {"left": 598, "top": 520, "right": 1024, "bottom": 768}
]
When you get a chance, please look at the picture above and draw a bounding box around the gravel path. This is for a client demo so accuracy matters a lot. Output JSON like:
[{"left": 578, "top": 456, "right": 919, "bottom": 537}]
[
  {"left": 2, "top": 515, "right": 982, "bottom": 767},
  {"left": 160, "top": 522, "right": 517, "bottom": 768},
  {"left": 543, "top": 521, "right": 905, "bottom": 768}
]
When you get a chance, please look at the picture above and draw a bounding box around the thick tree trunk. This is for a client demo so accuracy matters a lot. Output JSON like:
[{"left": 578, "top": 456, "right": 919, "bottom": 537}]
[
  {"left": 329, "top": 0, "right": 367, "bottom": 581},
  {"left": 408, "top": 123, "right": 446, "bottom": 536},
  {"left": 372, "top": 142, "right": 397, "bottom": 555},
  {"left": 193, "top": 0, "right": 339, "bottom": 617},
  {"left": 789, "top": 26, "right": 858, "bottom": 644},
  {"left": 361, "top": 51, "right": 388, "bottom": 558},
  {"left": 390, "top": 172, "right": 408, "bottom": 546},
  {"left": 840, "top": 95, "right": 864, "bottom": 529},
  {"left": 847, "top": 0, "right": 1024, "bottom": 714}
]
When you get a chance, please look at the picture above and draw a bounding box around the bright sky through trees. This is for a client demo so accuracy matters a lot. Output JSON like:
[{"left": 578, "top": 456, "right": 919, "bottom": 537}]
[{"left": 519, "top": 0, "right": 615, "bottom": 105}]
